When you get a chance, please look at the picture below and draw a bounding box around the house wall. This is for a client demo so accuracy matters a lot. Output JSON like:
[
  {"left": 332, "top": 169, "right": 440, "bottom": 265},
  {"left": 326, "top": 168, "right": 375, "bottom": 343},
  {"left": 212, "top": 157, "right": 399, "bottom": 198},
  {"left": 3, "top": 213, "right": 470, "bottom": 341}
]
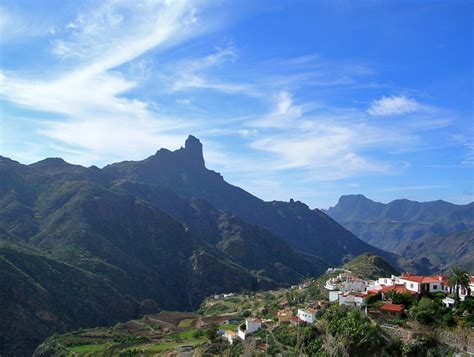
[
  {"left": 246, "top": 320, "right": 261, "bottom": 334},
  {"left": 399, "top": 279, "right": 420, "bottom": 293},
  {"left": 297, "top": 309, "right": 316, "bottom": 323},
  {"left": 329, "top": 291, "right": 341, "bottom": 302}
]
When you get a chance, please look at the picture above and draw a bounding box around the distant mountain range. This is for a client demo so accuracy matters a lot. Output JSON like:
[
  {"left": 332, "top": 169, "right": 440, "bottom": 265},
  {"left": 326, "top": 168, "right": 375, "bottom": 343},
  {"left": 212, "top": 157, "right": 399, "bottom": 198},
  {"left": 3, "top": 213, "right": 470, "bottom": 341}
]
[
  {"left": 0, "top": 136, "right": 402, "bottom": 356},
  {"left": 325, "top": 194, "right": 474, "bottom": 273}
]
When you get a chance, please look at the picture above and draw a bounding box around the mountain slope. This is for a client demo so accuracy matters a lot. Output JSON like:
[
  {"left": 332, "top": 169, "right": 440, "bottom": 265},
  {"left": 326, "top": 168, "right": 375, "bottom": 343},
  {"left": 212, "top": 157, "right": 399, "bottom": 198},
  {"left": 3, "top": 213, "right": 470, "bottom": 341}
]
[
  {"left": 398, "top": 230, "right": 474, "bottom": 273},
  {"left": 325, "top": 194, "right": 474, "bottom": 253},
  {"left": 0, "top": 238, "right": 136, "bottom": 356}
]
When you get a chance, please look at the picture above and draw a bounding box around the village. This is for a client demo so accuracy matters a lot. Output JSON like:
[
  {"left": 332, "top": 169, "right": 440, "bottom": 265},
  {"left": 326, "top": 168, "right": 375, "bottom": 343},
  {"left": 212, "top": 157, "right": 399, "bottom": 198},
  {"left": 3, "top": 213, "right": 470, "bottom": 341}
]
[
  {"left": 35, "top": 261, "right": 474, "bottom": 355},
  {"left": 214, "top": 268, "right": 474, "bottom": 354}
]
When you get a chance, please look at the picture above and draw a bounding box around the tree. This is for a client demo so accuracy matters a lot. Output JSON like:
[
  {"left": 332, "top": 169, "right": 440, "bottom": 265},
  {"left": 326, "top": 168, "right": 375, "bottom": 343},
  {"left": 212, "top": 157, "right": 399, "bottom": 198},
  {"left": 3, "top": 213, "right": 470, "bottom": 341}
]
[
  {"left": 206, "top": 323, "right": 219, "bottom": 342},
  {"left": 409, "top": 298, "right": 441, "bottom": 325},
  {"left": 448, "top": 266, "right": 470, "bottom": 300}
]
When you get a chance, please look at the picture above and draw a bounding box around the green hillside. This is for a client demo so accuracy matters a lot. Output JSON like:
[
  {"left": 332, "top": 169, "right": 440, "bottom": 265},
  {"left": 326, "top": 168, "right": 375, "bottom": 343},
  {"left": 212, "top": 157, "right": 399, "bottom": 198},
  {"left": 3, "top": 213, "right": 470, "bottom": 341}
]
[{"left": 343, "top": 253, "right": 399, "bottom": 280}]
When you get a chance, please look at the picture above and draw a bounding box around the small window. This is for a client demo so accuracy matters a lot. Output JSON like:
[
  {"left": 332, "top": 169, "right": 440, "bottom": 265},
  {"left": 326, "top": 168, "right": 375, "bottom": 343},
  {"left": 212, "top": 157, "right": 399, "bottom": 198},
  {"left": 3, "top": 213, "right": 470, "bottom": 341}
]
[
  {"left": 410, "top": 283, "right": 414, "bottom": 288},
  {"left": 433, "top": 285, "right": 437, "bottom": 290}
]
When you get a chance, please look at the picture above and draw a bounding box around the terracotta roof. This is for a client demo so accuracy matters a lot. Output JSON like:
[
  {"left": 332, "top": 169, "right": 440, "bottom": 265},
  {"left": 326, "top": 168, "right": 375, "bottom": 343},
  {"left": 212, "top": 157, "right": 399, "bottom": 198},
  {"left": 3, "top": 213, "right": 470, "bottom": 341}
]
[
  {"left": 225, "top": 330, "right": 237, "bottom": 336},
  {"left": 248, "top": 318, "right": 261, "bottom": 323},
  {"left": 380, "top": 303, "right": 404, "bottom": 312},
  {"left": 431, "top": 275, "right": 448, "bottom": 283},
  {"left": 401, "top": 274, "right": 439, "bottom": 283},
  {"left": 351, "top": 292, "right": 368, "bottom": 298},
  {"left": 380, "top": 284, "right": 417, "bottom": 295},
  {"left": 470, "top": 277, "right": 474, "bottom": 284}
]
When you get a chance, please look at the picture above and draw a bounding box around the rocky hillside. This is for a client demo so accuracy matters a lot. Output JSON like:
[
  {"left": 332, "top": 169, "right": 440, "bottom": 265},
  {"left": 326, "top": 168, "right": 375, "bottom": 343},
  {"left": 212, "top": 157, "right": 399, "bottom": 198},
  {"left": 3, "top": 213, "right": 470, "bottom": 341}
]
[{"left": 398, "top": 230, "right": 474, "bottom": 274}]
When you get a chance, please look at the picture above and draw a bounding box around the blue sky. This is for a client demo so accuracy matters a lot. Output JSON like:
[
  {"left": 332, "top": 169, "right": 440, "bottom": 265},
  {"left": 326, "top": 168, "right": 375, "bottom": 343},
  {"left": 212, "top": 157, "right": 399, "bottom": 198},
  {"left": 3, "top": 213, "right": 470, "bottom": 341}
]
[{"left": 0, "top": 0, "right": 473, "bottom": 208}]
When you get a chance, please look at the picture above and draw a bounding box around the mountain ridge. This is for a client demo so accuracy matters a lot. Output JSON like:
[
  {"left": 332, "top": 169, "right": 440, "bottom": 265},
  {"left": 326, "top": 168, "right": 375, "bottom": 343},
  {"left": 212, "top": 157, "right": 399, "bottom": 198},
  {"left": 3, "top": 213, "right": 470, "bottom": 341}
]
[{"left": 325, "top": 194, "right": 474, "bottom": 273}]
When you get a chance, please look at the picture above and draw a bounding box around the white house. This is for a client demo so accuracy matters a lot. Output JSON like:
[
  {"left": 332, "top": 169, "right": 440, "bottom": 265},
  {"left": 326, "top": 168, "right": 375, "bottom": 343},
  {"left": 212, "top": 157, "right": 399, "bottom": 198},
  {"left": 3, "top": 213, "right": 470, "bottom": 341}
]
[
  {"left": 224, "top": 330, "right": 238, "bottom": 344},
  {"left": 297, "top": 308, "right": 317, "bottom": 323},
  {"left": 329, "top": 291, "right": 342, "bottom": 302},
  {"left": 238, "top": 318, "right": 262, "bottom": 340},
  {"left": 341, "top": 280, "right": 367, "bottom": 293},
  {"left": 372, "top": 274, "right": 448, "bottom": 295},
  {"left": 398, "top": 274, "right": 444, "bottom": 294},
  {"left": 339, "top": 292, "right": 367, "bottom": 309}
]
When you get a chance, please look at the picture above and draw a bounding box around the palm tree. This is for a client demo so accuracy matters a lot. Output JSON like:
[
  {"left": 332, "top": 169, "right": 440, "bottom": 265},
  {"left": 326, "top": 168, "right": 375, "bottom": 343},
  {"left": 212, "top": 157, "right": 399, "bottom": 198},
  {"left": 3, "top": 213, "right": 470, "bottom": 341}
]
[{"left": 447, "top": 266, "right": 470, "bottom": 300}]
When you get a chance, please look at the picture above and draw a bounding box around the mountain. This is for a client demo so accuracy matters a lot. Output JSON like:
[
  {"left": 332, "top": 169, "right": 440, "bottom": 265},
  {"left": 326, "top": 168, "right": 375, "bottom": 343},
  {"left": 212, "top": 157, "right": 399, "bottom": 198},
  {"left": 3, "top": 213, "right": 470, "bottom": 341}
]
[
  {"left": 325, "top": 194, "right": 474, "bottom": 253},
  {"left": 103, "top": 136, "right": 401, "bottom": 268},
  {"left": 0, "top": 136, "right": 403, "bottom": 355},
  {"left": 398, "top": 230, "right": 474, "bottom": 274}
]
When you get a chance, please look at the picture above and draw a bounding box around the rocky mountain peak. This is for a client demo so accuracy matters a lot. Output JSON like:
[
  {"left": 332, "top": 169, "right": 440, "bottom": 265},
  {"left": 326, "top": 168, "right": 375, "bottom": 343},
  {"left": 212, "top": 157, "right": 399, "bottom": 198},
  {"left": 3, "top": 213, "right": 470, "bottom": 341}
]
[{"left": 182, "top": 135, "right": 205, "bottom": 167}]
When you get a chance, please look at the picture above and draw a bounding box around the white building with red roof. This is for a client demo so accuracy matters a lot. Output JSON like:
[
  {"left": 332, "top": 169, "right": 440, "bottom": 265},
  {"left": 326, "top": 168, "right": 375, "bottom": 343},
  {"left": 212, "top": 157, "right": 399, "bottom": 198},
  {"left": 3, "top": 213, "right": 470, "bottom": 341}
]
[
  {"left": 398, "top": 273, "right": 444, "bottom": 294},
  {"left": 369, "top": 273, "right": 450, "bottom": 296}
]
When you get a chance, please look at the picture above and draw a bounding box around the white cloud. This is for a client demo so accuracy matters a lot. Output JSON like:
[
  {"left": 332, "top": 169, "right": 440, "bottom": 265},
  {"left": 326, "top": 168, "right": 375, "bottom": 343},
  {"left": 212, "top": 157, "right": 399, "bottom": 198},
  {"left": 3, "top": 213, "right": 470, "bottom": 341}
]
[
  {"left": 0, "top": 6, "right": 52, "bottom": 41},
  {"left": 367, "top": 95, "right": 424, "bottom": 116},
  {"left": 168, "top": 46, "right": 257, "bottom": 94},
  {"left": 251, "top": 91, "right": 305, "bottom": 128},
  {"left": 461, "top": 143, "right": 474, "bottom": 166},
  {"left": 247, "top": 123, "right": 394, "bottom": 181},
  {"left": 0, "top": 0, "right": 211, "bottom": 163}
]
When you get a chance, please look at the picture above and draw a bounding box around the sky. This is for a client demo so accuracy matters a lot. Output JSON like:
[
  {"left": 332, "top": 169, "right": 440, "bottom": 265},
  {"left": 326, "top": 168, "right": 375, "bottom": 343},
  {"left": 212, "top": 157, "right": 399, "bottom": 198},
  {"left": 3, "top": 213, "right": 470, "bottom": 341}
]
[{"left": 0, "top": 0, "right": 473, "bottom": 208}]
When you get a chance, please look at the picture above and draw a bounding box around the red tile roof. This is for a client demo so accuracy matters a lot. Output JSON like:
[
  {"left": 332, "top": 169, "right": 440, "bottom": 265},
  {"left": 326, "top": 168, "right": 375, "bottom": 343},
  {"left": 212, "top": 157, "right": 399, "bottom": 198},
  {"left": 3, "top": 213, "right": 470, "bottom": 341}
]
[
  {"left": 368, "top": 289, "right": 381, "bottom": 295},
  {"left": 380, "top": 284, "right": 417, "bottom": 295},
  {"left": 431, "top": 275, "right": 448, "bottom": 283},
  {"left": 401, "top": 274, "right": 439, "bottom": 283},
  {"left": 380, "top": 303, "right": 404, "bottom": 312}
]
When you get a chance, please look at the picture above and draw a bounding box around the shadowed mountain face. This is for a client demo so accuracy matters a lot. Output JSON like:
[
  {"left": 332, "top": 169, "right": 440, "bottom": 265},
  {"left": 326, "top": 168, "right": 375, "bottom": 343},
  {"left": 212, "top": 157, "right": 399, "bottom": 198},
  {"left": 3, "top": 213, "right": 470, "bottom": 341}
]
[
  {"left": 0, "top": 136, "right": 402, "bottom": 356},
  {"left": 104, "top": 136, "right": 400, "bottom": 267},
  {"left": 325, "top": 194, "right": 474, "bottom": 273},
  {"left": 398, "top": 230, "right": 474, "bottom": 274}
]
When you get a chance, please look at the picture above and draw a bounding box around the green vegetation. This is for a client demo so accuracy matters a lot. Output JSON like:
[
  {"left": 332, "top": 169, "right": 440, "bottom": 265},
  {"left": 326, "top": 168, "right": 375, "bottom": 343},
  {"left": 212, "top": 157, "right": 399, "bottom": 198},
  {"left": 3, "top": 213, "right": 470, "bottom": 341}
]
[
  {"left": 343, "top": 253, "right": 399, "bottom": 279},
  {"left": 68, "top": 343, "right": 110, "bottom": 353},
  {"left": 409, "top": 296, "right": 474, "bottom": 328},
  {"left": 325, "top": 306, "right": 382, "bottom": 354},
  {"left": 177, "top": 318, "right": 193, "bottom": 328}
]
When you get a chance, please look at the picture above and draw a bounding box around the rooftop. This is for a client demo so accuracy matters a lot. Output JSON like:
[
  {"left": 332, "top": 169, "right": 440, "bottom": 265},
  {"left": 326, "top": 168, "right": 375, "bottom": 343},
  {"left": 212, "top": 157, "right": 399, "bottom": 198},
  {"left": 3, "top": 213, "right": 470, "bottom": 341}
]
[
  {"left": 380, "top": 284, "right": 418, "bottom": 295},
  {"left": 380, "top": 303, "right": 404, "bottom": 312},
  {"left": 400, "top": 274, "right": 440, "bottom": 284}
]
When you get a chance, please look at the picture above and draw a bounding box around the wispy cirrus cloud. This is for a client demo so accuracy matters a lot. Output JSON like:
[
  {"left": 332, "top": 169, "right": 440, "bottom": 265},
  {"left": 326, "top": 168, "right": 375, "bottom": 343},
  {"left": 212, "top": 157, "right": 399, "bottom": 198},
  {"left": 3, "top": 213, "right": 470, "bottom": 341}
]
[{"left": 0, "top": 0, "right": 212, "bottom": 164}]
